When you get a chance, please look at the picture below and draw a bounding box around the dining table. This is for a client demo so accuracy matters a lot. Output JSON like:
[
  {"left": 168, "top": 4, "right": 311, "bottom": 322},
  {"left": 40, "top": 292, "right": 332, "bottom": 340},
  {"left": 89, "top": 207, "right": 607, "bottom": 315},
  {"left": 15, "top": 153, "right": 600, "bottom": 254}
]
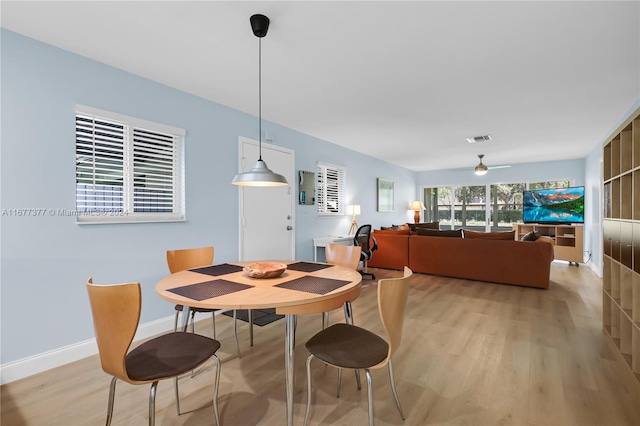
[{"left": 155, "top": 259, "right": 363, "bottom": 426}]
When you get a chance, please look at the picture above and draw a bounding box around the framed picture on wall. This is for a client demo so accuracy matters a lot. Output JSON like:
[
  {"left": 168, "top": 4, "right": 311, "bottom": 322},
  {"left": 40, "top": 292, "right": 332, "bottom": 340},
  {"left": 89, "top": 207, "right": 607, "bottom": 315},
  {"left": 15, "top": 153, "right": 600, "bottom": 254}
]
[{"left": 377, "top": 178, "right": 394, "bottom": 212}]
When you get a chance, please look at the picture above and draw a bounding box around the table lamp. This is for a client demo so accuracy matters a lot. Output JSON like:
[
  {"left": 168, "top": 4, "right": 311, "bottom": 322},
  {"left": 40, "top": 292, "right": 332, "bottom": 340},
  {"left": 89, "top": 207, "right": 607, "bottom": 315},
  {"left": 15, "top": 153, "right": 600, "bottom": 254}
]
[
  {"left": 347, "top": 204, "right": 361, "bottom": 235},
  {"left": 409, "top": 200, "right": 426, "bottom": 224}
]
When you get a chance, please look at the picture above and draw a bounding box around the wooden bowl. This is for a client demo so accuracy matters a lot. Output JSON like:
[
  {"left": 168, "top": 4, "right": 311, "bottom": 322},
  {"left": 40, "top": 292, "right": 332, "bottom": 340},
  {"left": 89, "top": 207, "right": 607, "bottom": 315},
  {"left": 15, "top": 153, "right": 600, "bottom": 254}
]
[{"left": 244, "top": 262, "right": 287, "bottom": 279}]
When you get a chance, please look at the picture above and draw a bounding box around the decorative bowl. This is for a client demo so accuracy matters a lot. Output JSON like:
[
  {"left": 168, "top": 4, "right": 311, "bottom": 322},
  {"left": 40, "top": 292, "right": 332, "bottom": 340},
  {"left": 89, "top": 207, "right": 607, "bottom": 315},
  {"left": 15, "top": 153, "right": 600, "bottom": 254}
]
[{"left": 244, "top": 262, "right": 287, "bottom": 279}]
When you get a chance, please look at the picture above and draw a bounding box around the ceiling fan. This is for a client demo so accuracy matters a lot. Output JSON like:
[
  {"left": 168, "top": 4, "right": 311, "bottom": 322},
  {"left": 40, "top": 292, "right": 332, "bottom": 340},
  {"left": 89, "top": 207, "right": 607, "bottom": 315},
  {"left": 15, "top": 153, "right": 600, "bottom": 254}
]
[{"left": 473, "top": 154, "right": 511, "bottom": 175}]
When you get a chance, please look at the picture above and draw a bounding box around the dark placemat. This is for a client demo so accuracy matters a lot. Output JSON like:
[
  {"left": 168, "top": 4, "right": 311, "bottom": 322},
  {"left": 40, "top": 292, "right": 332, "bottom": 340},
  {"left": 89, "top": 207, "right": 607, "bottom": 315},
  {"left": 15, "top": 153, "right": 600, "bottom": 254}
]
[
  {"left": 189, "top": 263, "right": 243, "bottom": 276},
  {"left": 275, "top": 276, "right": 351, "bottom": 295},
  {"left": 286, "top": 262, "right": 334, "bottom": 273},
  {"left": 167, "top": 279, "right": 253, "bottom": 301}
]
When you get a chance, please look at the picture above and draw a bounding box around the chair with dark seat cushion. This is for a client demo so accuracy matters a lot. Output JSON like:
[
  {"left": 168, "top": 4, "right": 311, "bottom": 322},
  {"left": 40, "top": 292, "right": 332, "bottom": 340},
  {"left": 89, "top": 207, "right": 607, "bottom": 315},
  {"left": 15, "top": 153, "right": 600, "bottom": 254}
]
[
  {"left": 354, "top": 224, "right": 378, "bottom": 280},
  {"left": 304, "top": 267, "right": 413, "bottom": 426},
  {"left": 86, "top": 278, "right": 222, "bottom": 426},
  {"left": 167, "top": 246, "right": 242, "bottom": 358}
]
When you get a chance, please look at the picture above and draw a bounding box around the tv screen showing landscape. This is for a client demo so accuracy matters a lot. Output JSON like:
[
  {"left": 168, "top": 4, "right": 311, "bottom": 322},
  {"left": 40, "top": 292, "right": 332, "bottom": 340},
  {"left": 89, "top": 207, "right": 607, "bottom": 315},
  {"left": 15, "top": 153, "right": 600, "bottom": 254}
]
[{"left": 523, "top": 186, "right": 585, "bottom": 224}]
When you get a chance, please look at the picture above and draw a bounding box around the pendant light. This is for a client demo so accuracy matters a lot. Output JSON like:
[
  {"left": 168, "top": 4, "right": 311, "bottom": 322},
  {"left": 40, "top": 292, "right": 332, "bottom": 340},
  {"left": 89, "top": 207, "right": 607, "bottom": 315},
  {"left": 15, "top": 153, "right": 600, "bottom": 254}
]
[
  {"left": 474, "top": 154, "right": 488, "bottom": 176},
  {"left": 232, "top": 14, "right": 288, "bottom": 187}
]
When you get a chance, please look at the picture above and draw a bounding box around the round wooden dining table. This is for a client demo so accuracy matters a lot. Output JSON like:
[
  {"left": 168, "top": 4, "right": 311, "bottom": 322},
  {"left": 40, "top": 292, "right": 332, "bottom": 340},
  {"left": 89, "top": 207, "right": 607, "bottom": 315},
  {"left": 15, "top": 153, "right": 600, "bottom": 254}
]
[{"left": 155, "top": 260, "right": 362, "bottom": 426}]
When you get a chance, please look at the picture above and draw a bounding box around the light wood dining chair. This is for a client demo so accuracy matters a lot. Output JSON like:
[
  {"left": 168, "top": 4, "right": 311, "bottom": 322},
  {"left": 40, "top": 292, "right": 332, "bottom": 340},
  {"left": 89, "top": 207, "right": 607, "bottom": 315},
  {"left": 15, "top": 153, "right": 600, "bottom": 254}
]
[
  {"left": 323, "top": 243, "right": 361, "bottom": 328},
  {"left": 86, "top": 278, "right": 222, "bottom": 426},
  {"left": 304, "top": 267, "right": 413, "bottom": 426},
  {"left": 167, "top": 246, "right": 241, "bottom": 358}
]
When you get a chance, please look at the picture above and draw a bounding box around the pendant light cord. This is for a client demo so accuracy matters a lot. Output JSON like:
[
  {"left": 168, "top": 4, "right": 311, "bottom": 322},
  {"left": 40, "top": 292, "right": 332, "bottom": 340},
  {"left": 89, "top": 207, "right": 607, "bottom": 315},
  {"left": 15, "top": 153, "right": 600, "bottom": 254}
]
[{"left": 258, "top": 37, "right": 262, "bottom": 161}]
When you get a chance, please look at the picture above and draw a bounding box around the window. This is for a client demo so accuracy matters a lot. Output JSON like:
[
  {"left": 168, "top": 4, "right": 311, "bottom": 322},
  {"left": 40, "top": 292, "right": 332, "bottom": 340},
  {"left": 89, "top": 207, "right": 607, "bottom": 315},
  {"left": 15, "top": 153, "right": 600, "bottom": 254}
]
[
  {"left": 75, "top": 105, "right": 185, "bottom": 224},
  {"left": 316, "top": 162, "right": 346, "bottom": 216}
]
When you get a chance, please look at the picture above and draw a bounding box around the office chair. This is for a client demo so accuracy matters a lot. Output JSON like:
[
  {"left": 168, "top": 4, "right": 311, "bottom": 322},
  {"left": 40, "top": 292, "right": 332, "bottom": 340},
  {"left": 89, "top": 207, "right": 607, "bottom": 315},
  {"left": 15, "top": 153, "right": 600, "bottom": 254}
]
[
  {"left": 86, "top": 279, "right": 222, "bottom": 426},
  {"left": 354, "top": 224, "right": 378, "bottom": 280},
  {"left": 304, "top": 267, "right": 413, "bottom": 426}
]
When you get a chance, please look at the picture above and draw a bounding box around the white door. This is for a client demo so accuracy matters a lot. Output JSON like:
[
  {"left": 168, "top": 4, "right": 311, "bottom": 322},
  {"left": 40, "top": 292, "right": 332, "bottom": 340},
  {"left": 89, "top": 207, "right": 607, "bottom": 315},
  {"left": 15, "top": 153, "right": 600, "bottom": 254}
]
[{"left": 238, "top": 137, "right": 295, "bottom": 261}]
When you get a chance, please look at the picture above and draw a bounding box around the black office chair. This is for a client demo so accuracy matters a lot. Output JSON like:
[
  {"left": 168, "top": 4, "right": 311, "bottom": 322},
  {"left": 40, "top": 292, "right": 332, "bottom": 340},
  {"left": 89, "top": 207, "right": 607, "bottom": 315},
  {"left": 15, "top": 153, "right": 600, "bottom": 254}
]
[{"left": 354, "top": 224, "right": 378, "bottom": 280}]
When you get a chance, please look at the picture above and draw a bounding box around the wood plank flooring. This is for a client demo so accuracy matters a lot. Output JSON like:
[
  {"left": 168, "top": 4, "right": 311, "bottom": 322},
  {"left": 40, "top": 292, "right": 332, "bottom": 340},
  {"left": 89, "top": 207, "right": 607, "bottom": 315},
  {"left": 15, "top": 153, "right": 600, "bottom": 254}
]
[{"left": 2, "top": 263, "right": 640, "bottom": 425}]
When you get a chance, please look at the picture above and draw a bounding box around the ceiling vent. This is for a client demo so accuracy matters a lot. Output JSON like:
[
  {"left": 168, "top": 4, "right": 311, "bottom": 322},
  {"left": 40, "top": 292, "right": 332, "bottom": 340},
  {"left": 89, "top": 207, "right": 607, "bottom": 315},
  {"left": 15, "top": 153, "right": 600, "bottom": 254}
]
[{"left": 466, "top": 135, "right": 492, "bottom": 144}]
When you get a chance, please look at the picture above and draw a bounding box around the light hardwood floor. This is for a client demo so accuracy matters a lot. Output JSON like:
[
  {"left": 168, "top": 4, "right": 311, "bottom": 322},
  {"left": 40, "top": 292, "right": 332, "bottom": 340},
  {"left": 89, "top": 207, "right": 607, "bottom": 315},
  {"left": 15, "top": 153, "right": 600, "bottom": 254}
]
[{"left": 2, "top": 263, "right": 640, "bottom": 425}]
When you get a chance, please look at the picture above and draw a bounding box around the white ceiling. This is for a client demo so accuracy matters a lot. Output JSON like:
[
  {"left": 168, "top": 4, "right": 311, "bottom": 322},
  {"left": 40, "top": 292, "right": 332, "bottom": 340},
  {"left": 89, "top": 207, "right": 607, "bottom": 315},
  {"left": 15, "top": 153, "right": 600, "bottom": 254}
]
[{"left": 2, "top": 1, "right": 639, "bottom": 172}]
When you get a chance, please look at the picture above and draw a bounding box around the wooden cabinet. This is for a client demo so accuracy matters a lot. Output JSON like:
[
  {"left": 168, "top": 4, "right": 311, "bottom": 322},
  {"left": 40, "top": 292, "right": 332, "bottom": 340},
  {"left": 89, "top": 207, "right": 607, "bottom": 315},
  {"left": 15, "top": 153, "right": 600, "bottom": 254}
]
[
  {"left": 513, "top": 223, "right": 583, "bottom": 264},
  {"left": 602, "top": 106, "right": 640, "bottom": 381}
]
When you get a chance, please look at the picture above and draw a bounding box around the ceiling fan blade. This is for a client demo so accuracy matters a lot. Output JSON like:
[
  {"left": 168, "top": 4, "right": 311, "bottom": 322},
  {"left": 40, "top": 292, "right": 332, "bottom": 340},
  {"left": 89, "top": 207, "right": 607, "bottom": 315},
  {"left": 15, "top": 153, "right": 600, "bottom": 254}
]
[{"left": 487, "top": 165, "right": 511, "bottom": 170}]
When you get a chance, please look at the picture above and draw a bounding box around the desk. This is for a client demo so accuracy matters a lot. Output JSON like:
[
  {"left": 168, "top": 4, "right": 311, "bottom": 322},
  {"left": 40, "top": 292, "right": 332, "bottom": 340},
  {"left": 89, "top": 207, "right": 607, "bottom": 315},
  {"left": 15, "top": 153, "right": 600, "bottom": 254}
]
[
  {"left": 155, "top": 260, "right": 362, "bottom": 426},
  {"left": 312, "top": 235, "right": 353, "bottom": 261}
]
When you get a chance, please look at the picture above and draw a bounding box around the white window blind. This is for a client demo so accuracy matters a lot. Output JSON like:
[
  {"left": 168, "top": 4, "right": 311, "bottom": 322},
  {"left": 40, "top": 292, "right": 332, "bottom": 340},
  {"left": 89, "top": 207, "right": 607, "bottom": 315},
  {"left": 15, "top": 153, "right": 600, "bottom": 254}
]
[
  {"left": 75, "top": 105, "right": 185, "bottom": 224},
  {"left": 317, "top": 162, "right": 346, "bottom": 216}
]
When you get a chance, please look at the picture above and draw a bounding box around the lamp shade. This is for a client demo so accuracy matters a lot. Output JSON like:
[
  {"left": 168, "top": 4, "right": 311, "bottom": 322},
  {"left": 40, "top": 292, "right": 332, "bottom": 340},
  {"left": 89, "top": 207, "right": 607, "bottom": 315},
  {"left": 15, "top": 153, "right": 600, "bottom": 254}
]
[
  {"left": 347, "top": 204, "right": 361, "bottom": 216},
  {"left": 231, "top": 159, "right": 288, "bottom": 186},
  {"left": 409, "top": 200, "right": 426, "bottom": 211}
]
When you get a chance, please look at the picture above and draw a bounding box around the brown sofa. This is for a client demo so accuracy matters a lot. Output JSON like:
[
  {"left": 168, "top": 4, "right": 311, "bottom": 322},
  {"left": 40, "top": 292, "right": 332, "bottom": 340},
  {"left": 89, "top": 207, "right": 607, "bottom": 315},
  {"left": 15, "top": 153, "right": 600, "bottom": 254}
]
[{"left": 367, "top": 230, "right": 554, "bottom": 289}]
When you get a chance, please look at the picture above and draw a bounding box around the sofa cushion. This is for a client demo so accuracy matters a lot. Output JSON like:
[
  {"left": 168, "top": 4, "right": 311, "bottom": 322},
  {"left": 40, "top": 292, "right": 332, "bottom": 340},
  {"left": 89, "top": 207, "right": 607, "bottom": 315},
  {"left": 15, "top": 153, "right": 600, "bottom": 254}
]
[
  {"left": 463, "top": 229, "right": 515, "bottom": 240},
  {"left": 416, "top": 228, "right": 463, "bottom": 238},
  {"left": 521, "top": 230, "right": 540, "bottom": 241},
  {"left": 392, "top": 223, "right": 411, "bottom": 232},
  {"left": 409, "top": 222, "right": 440, "bottom": 232},
  {"left": 375, "top": 228, "right": 411, "bottom": 235}
]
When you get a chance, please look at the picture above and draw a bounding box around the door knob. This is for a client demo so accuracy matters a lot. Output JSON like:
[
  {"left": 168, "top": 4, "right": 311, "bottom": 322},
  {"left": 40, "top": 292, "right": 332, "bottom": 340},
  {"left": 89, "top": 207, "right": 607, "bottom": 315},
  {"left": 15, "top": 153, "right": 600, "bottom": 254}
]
[{"left": 287, "top": 226, "right": 293, "bottom": 230}]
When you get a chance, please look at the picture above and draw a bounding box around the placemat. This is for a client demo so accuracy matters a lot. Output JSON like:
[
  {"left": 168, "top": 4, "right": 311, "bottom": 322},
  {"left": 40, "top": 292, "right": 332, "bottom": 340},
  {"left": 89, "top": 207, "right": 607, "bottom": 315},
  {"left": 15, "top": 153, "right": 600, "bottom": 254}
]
[
  {"left": 275, "top": 276, "right": 351, "bottom": 295},
  {"left": 286, "top": 262, "right": 334, "bottom": 273},
  {"left": 167, "top": 279, "right": 253, "bottom": 301},
  {"left": 189, "top": 263, "right": 244, "bottom": 276}
]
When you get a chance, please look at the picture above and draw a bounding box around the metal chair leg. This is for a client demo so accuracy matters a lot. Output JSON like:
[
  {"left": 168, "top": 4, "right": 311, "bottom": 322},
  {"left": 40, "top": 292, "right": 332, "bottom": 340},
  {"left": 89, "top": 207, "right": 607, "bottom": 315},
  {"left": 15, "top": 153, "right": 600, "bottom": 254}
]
[
  {"left": 388, "top": 360, "right": 405, "bottom": 420},
  {"left": 212, "top": 312, "right": 217, "bottom": 339},
  {"left": 173, "top": 311, "right": 180, "bottom": 332},
  {"left": 337, "top": 368, "right": 342, "bottom": 398},
  {"left": 149, "top": 381, "right": 158, "bottom": 426},
  {"left": 304, "top": 354, "right": 315, "bottom": 426},
  {"left": 343, "top": 302, "right": 362, "bottom": 390},
  {"left": 212, "top": 355, "right": 221, "bottom": 426},
  {"left": 322, "top": 311, "right": 329, "bottom": 329},
  {"left": 174, "top": 376, "right": 181, "bottom": 415},
  {"left": 365, "top": 370, "right": 374, "bottom": 426},
  {"left": 105, "top": 377, "right": 117, "bottom": 426}
]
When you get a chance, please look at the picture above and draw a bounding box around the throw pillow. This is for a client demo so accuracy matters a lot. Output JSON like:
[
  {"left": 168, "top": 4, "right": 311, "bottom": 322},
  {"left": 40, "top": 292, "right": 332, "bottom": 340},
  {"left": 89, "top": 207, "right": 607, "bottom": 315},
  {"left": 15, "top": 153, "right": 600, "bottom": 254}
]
[
  {"left": 463, "top": 229, "right": 516, "bottom": 240},
  {"left": 392, "top": 223, "right": 411, "bottom": 231},
  {"left": 409, "top": 222, "right": 440, "bottom": 232},
  {"left": 521, "top": 230, "right": 540, "bottom": 241},
  {"left": 416, "top": 228, "right": 463, "bottom": 238},
  {"left": 381, "top": 225, "right": 399, "bottom": 230}
]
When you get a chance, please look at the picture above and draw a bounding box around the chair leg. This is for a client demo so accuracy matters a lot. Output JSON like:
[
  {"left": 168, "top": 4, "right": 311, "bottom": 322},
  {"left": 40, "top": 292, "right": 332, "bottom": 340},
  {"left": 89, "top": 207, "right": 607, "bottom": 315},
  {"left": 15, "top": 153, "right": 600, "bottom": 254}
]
[
  {"left": 105, "top": 376, "right": 117, "bottom": 426},
  {"left": 304, "top": 354, "right": 315, "bottom": 426},
  {"left": 174, "top": 376, "right": 181, "bottom": 415},
  {"left": 149, "top": 381, "right": 159, "bottom": 426},
  {"left": 343, "top": 302, "right": 362, "bottom": 391},
  {"left": 174, "top": 311, "right": 180, "bottom": 332},
  {"left": 336, "top": 368, "right": 342, "bottom": 398},
  {"left": 212, "top": 312, "right": 217, "bottom": 339},
  {"left": 212, "top": 355, "right": 221, "bottom": 426},
  {"left": 322, "top": 311, "right": 329, "bottom": 329},
  {"left": 388, "top": 360, "right": 405, "bottom": 420},
  {"left": 365, "top": 369, "right": 374, "bottom": 426},
  {"left": 233, "top": 310, "right": 242, "bottom": 358}
]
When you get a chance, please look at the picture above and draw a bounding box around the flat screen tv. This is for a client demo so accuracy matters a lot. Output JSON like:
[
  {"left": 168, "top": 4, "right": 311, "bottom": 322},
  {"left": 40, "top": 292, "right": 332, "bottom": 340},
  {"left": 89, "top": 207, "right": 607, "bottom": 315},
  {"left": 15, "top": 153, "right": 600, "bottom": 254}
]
[{"left": 523, "top": 186, "right": 585, "bottom": 224}]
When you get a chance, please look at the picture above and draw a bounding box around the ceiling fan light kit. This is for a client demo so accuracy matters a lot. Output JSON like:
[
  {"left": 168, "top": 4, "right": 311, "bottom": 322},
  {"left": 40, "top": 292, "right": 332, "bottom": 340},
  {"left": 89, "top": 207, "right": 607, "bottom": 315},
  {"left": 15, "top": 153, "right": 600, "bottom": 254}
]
[
  {"left": 474, "top": 154, "right": 488, "bottom": 175},
  {"left": 232, "top": 14, "right": 288, "bottom": 187}
]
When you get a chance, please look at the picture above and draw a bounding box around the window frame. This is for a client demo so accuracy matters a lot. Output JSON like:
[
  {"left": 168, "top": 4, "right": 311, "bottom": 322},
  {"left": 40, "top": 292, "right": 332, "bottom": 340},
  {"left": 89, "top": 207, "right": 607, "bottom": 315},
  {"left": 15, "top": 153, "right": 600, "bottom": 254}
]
[
  {"left": 75, "top": 105, "right": 186, "bottom": 224},
  {"left": 316, "top": 162, "right": 346, "bottom": 217}
]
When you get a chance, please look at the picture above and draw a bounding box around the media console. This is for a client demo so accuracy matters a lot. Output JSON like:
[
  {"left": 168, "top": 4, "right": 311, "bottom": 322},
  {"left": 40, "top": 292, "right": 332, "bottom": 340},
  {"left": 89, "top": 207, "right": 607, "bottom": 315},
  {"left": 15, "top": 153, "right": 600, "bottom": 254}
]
[{"left": 513, "top": 223, "right": 583, "bottom": 265}]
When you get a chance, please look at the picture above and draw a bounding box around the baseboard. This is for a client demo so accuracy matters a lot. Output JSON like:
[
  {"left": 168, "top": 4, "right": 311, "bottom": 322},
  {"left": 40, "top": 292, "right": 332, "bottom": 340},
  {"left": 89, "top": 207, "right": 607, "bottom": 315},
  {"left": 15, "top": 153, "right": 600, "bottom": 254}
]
[
  {"left": 588, "top": 260, "right": 602, "bottom": 278},
  {"left": 0, "top": 315, "right": 174, "bottom": 385}
]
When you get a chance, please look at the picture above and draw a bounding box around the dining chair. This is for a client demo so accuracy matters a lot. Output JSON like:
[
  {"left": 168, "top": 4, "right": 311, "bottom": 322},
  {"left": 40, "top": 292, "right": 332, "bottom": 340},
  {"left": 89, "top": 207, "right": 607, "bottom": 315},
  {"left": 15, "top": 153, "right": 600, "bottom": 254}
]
[
  {"left": 86, "top": 278, "right": 222, "bottom": 426},
  {"left": 304, "top": 267, "right": 413, "bottom": 426},
  {"left": 322, "top": 243, "right": 362, "bottom": 328},
  {"left": 167, "top": 246, "right": 241, "bottom": 358}
]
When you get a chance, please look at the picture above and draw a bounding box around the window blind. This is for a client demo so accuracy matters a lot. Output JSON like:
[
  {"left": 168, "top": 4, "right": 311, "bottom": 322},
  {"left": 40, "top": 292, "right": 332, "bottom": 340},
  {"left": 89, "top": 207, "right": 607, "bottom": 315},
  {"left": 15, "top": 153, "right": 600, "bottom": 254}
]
[
  {"left": 317, "top": 162, "right": 346, "bottom": 216},
  {"left": 75, "top": 105, "right": 184, "bottom": 223}
]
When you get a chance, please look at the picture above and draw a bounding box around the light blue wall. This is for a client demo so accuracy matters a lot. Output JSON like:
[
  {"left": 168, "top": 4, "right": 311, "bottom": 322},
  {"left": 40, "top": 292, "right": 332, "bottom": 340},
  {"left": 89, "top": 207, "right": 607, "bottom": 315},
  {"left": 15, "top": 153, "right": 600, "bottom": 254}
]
[{"left": 0, "top": 30, "right": 416, "bottom": 363}]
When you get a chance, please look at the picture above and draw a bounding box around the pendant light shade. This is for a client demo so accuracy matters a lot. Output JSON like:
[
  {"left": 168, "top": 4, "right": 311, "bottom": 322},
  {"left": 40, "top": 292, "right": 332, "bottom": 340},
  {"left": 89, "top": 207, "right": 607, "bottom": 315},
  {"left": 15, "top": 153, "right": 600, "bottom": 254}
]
[
  {"left": 232, "top": 14, "right": 288, "bottom": 187},
  {"left": 474, "top": 154, "right": 488, "bottom": 176}
]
